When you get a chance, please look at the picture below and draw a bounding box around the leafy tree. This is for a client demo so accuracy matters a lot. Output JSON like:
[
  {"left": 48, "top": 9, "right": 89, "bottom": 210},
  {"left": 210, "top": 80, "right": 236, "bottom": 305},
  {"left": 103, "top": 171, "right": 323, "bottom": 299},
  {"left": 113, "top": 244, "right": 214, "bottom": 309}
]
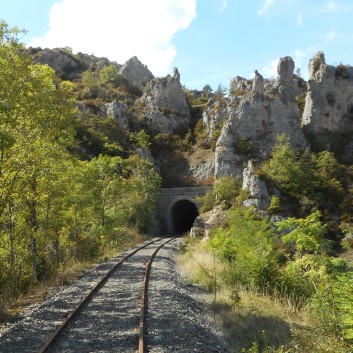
[
  {"left": 276, "top": 211, "right": 327, "bottom": 257},
  {"left": 81, "top": 70, "right": 100, "bottom": 98},
  {"left": 0, "top": 21, "right": 77, "bottom": 297},
  {"left": 99, "top": 65, "right": 119, "bottom": 85},
  {"left": 202, "top": 84, "right": 213, "bottom": 97},
  {"left": 214, "top": 83, "right": 227, "bottom": 98},
  {"left": 213, "top": 176, "right": 241, "bottom": 208},
  {"left": 263, "top": 134, "right": 303, "bottom": 195}
]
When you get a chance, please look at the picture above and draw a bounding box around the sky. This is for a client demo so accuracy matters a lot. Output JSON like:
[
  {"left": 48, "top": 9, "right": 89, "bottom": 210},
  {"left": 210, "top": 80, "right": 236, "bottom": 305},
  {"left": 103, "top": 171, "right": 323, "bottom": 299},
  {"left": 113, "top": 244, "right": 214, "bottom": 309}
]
[{"left": 1, "top": 0, "right": 353, "bottom": 90}]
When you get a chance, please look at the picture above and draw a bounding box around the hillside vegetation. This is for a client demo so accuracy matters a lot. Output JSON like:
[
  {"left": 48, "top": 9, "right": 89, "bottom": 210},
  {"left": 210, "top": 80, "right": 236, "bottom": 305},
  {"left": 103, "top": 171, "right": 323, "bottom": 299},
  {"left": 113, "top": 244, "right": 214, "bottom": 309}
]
[
  {"left": 0, "top": 22, "right": 160, "bottom": 310},
  {"left": 179, "top": 136, "right": 353, "bottom": 352}
]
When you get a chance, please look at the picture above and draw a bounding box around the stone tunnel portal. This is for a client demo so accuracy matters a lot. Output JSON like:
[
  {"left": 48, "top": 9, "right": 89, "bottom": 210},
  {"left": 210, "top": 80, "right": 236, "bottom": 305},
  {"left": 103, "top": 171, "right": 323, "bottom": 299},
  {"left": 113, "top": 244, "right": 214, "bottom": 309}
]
[{"left": 170, "top": 200, "right": 199, "bottom": 235}]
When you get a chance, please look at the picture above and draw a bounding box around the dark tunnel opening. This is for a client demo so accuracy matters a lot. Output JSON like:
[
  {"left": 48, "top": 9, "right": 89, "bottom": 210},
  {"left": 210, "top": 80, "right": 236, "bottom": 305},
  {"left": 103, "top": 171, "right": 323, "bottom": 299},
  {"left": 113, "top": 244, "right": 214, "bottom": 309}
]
[{"left": 171, "top": 200, "right": 199, "bottom": 235}]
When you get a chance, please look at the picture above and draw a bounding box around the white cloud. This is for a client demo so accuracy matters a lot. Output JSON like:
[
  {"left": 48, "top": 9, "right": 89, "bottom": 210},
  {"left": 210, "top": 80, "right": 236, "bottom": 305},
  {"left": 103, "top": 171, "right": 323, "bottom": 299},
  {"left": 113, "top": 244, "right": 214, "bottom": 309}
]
[
  {"left": 258, "top": 0, "right": 275, "bottom": 16},
  {"left": 325, "top": 30, "right": 337, "bottom": 43},
  {"left": 219, "top": 0, "right": 228, "bottom": 11},
  {"left": 28, "top": 0, "right": 197, "bottom": 77},
  {"left": 261, "top": 58, "right": 279, "bottom": 78},
  {"left": 321, "top": 0, "right": 339, "bottom": 12},
  {"left": 296, "top": 13, "right": 303, "bottom": 26}
]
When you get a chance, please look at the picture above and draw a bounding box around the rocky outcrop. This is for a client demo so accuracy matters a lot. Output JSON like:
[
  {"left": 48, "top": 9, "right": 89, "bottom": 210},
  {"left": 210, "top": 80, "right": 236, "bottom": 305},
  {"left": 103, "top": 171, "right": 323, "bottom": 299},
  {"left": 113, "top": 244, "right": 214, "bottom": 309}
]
[
  {"left": 29, "top": 47, "right": 114, "bottom": 80},
  {"left": 202, "top": 97, "right": 231, "bottom": 145},
  {"left": 137, "top": 68, "right": 191, "bottom": 135},
  {"left": 119, "top": 56, "right": 154, "bottom": 90},
  {"left": 189, "top": 156, "right": 215, "bottom": 183},
  {"left": 252, "top": 70, "right": 264, "bottom": 94},
  {"left": 190, "top": 205, "right": 228, "bottom": 238},
  {"left": 30, "top": 48, "right": 82, "bottom": 80},
  {"left": 242, "top": 160, "right": 270, "bottom": 209},
  {"left": 105, "top": 101, "right": 129, "bottom": 131},
  {"left": 302, "top": 52, "right": 353, "bottom": 161},
  {"left": 214, "top": 57, "right": 307, "bottom": 177}
]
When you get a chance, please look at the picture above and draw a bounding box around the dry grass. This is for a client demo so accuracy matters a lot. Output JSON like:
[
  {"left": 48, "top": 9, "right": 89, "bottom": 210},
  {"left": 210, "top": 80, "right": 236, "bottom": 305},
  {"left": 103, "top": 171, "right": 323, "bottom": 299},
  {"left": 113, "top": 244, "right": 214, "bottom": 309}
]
[{"left": 177, "top": 239, "right": 352, "bottom": 353}]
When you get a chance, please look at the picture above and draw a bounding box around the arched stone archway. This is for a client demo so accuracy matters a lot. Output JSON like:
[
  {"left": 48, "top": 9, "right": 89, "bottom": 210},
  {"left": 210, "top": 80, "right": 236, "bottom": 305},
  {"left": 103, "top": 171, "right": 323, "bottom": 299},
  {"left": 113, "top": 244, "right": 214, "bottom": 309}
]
[
  {"left": 156, "top": 186, "right": 211, "bottom": 235},
  {"left": 168, "top": 199, "right": 199, "bottom": 235}
]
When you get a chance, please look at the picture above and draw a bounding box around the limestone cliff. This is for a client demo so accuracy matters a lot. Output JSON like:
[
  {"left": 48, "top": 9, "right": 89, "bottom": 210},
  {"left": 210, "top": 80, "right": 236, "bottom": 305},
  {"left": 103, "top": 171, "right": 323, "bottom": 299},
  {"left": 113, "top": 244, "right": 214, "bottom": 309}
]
[
  {"left": 137, "top": 68, "right": 191, "bottom": 135},
  {"left": 29, "top": 47, "right": 115, "bottom": 80},
  {"left": 302, "top": 52, "right": 353, "bottom": 161},
  {"left": 29, "top": 47, "right": 353, "bottom": 191},
  {"left": 213, "top": 56, "right": 307, "bottom": 177},
  {"left": 119, "top": 56, "right": 154, "bottom": 90}
]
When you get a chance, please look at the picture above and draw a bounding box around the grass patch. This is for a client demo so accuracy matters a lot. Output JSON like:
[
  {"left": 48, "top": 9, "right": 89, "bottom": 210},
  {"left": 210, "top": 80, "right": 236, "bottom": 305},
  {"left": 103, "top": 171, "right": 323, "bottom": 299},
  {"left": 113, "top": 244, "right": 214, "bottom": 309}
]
[{"left": 177, "top": 238, "right": 352, "bottom": 353}]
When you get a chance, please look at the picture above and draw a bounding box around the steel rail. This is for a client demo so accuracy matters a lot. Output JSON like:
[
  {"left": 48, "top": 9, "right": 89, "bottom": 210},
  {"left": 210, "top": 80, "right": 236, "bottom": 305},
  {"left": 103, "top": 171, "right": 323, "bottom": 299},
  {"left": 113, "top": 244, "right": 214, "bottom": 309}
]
[
  {"left": 138, "top": 237, "right": 177, "bottom": 353},
  {"left": 37, "top": 237, "right": 163, "bottom": 353}
]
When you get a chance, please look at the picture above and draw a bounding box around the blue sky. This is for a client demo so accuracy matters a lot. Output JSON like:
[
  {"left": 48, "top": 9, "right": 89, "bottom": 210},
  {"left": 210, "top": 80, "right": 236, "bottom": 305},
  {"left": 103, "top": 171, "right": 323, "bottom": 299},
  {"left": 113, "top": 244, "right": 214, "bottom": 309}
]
[{"left": 1, "top": 0, "right": 353, "bottom": 90}]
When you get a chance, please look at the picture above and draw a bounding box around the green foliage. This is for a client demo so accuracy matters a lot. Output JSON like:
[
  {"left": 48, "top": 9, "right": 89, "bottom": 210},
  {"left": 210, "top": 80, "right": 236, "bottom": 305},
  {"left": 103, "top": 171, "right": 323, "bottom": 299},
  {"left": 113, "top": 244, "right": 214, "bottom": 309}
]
[
  {"left": 214, "top": 176, "right": 241, "bottom": 205},
  {"left": 129, "top": 129, "right": 151, "bottom": 148},
  {"left": 211, "top": 129, "right": 222, "bottom": 151},
  {"left": 0, "top": 22, "right": 161, "bottom": 309},
  {"left": 193, "top": 118, "right": 207, "bottom": 145},
  {"left": 202, "top": 84, "right": 213, "bottom": 96},
  {"left": 81, "top": 70, "right": 101, "bottom": 98},
  {"left": 333, "top": 272, "right": 353, "bottom": 339},
  {"left": 269, "top": 196, "right": 281, "bottom": 214},
  {"left": 214, "top": 83, "right": 227, "bottom": 98},
  {"left": 263, "top": 134, "right": 302, "bottom": 195},
  {"left": 234, "top": 136, "right": 255, "bottom": 156},
  {"left": 209, "top": 207, "right": 279, "bottom": 290},
  {"left": 276, "top": 211, "right": 327, "bottom": 256},
  {"left": 262, "top": 134, "right": 345, "bottom": 215},
  {"left": 199, "top": 176, "right": 241, "bottom": 212},
  {"left": 200, "top": 191, "right": 216, "bottom": 213},
  {"left": 99, "top": 65, "right": 120, "bottom": 86}
]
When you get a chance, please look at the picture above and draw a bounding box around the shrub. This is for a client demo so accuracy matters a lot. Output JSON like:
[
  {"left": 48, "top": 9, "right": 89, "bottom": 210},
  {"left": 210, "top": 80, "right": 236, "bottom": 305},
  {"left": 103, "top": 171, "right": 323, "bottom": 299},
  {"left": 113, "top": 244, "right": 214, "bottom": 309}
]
[
  {"left": 200, "top": 191, "right": 216, "bottom": 213},
  {"left": 295, "top": 95, "right": 306, "bottom": 111},
  {"left": 269, "top": 196, "right": 281, "bottom": 214},
  {"left": 214, "top": 176, "right": 241, "bottom": 204},
  {"left": 335, "top": 64, "right": 350, "bottom": 79}
]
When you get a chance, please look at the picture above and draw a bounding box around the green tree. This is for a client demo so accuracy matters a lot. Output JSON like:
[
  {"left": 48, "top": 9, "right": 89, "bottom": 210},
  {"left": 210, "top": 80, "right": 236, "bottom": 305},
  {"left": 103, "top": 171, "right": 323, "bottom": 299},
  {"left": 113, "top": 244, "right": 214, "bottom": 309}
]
[
  {"left": 202, "top": 84, "right": 213, "bottom": 97},
  {"left": 0, "top": 21, "right": 76, "bottom": 301},
  {"left": 276, "top": 211, "right": 327, "bottom": 257}
]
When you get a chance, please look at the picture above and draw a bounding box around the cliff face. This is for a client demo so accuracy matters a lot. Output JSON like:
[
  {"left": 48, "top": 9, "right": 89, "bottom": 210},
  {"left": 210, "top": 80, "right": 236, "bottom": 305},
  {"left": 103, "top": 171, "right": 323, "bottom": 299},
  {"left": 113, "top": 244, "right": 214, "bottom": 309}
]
[
  {"left": 137, "top": 68, "right": 191, "bottom": 135},
  {"left": 212, "top": 56, "right": 307, "bottom": 177},
  {"left": 302, "top": 52, "right": 353, "bottom": 162},
  {"left": 31, "top": 47, "right": 353, "bottom": 184},
  {"left": 119, "top": 56, "right": 154, "bottom": 90}
]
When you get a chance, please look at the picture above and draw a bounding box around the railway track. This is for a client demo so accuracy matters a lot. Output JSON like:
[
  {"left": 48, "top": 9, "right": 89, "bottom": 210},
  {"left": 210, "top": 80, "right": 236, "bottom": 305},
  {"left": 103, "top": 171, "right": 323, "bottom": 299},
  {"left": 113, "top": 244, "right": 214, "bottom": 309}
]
[
  {"left": 1, "top": 236, "right": 230, "bottom": 353},
  {"left": 34, "top": 237, "right": 176, "bottom": 353}
]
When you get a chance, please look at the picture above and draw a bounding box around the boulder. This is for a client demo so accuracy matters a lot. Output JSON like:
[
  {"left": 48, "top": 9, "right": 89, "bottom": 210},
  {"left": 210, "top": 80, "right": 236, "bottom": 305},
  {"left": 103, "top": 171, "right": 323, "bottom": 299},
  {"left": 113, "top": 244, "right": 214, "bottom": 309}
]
[{"left": 190, "top": 205, "right": 228, "bottom": 239}]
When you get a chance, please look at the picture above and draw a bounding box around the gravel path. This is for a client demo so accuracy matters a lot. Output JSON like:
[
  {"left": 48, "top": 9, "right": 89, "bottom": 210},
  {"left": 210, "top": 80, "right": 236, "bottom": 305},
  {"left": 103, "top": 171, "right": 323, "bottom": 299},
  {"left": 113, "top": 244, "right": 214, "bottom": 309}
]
[
  {"left": 0, "top": 237, "right": 230, "bottom": 353},
  {"left": 146, "top": 239, "right": 230, "bottom": 353}
]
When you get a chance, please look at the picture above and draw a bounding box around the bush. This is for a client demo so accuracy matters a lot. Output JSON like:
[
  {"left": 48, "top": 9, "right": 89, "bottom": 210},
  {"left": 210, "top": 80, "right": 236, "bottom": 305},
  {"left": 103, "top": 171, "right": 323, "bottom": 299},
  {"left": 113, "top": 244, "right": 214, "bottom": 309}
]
[
  {"left": 269, "top": 196, "right": 281, "bottom": 214},
  {"left": 209, "top": 207, "right": 280, "bottom": 290},
  {"left": 214, "top": 176, "right": 241, "bottom": 205}
]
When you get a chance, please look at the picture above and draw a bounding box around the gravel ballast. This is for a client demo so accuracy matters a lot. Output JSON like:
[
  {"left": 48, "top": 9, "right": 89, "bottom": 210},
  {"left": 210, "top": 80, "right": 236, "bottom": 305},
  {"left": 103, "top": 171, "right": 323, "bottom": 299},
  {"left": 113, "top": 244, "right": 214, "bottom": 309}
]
[{"left": 0, "top": 237, "right": 230, "bottom": 353}]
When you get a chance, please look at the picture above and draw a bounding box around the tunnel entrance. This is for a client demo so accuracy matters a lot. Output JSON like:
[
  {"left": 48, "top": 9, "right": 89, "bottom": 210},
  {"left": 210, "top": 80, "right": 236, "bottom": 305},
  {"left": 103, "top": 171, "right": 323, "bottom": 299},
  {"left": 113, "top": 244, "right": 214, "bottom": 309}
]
[{"left": 170, "top": 200, "right": 199, "bottom": 234}]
